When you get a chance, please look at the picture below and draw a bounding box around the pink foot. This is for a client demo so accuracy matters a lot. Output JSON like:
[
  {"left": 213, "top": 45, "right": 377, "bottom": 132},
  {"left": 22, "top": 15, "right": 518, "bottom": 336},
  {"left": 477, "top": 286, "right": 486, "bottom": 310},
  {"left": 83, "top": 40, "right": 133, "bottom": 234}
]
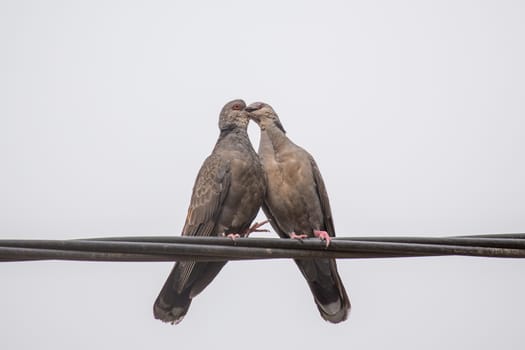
[
  {"left": 243, "top": 220, "right": 270, "bottom": 237},
  {"left": 225, "top": 233, "right": 241, "bottom": 240},
  {"left": 290, "top": 232, "right": 308, "bottom": 240},
  {"left": 314, "top": 230, "right": 331, "bottom": 247}
]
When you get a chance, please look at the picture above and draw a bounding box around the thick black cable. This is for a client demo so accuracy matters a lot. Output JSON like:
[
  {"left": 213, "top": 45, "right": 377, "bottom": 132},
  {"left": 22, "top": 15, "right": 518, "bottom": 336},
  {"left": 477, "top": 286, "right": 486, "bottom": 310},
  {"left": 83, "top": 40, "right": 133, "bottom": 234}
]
[{"left": 1, "top": 233, "right": 525, "bottom": 262}]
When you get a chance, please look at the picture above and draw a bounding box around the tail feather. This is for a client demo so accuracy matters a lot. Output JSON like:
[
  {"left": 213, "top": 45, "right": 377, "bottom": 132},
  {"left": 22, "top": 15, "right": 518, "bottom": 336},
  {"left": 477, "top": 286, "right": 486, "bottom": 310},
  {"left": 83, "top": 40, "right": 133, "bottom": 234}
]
[
  {"left": 294, "top": 258, "right": 350, "bottom": 323},
  {"left": 153, "top": 261, "right": 226, "bottom": 324}
]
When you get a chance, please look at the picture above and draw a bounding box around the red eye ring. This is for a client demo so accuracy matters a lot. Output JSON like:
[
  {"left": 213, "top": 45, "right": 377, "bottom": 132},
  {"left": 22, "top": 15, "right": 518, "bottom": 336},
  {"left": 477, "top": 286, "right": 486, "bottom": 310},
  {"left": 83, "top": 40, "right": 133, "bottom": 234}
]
[{"left": 232, "top": 104, "right": 241, "bottom": 110}]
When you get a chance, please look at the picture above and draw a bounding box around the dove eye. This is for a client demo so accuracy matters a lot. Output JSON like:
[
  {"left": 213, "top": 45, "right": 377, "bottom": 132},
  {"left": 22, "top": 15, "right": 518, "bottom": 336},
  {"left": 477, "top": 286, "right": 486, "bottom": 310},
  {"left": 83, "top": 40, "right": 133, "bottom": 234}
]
[{"left": 232, "top": 104, "right": 242, "bottom": 110}]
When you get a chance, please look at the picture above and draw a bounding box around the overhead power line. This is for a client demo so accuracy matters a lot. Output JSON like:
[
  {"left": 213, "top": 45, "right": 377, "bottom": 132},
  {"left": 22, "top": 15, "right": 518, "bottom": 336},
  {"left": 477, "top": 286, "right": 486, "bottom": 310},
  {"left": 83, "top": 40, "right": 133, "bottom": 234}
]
[{"left": 1, "top": 233, "right": 525, "bottom": 262}]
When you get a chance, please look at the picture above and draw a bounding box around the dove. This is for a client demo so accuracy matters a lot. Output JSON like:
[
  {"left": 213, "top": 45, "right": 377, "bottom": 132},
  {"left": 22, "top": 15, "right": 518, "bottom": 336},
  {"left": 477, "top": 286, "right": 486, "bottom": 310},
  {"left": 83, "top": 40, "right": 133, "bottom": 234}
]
[
  {"left": 153, "top": 99, "right": 266, "bottom": 324},
  {"left": 246, "top": 101, "right": 350, "bottom": 323}
]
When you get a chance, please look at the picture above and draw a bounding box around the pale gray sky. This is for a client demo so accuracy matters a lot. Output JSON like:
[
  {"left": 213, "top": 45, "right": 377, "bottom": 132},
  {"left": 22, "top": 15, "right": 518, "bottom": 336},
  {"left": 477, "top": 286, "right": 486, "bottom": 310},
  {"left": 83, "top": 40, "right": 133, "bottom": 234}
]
[{"left": 1, "top": 1, "right": 524, "bottom": 349}]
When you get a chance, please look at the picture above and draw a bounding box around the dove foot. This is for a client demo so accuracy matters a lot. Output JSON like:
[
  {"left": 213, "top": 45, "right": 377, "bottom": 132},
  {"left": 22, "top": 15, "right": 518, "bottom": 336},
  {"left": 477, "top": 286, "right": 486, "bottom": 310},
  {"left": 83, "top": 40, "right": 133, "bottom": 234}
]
[
  {"left": 314, "top": 230, "right": 331, "bottom": 247},
  {"left": 225, "top": 233, "right": 241, "bottom": 240},
  {"left": 290, "top": 232, "right": 308, "bottom": 240},
  {"left": 243, "top": 220, "right": 270, "bottom": 237}
]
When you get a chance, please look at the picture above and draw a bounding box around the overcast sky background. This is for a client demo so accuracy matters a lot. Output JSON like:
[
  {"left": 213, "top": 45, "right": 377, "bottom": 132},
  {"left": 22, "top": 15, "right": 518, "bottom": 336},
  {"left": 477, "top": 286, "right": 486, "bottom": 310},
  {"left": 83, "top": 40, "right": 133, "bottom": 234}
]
[{"left": 1, "top": 1, "right": 524, "bottom": 349}]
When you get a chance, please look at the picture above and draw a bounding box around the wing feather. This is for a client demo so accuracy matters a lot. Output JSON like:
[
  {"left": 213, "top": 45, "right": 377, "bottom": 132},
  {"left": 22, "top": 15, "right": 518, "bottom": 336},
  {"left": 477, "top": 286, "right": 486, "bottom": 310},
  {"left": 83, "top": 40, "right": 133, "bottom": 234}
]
[
  {"left": 181, "top": 154, "right": 231, "bottom": 237},
  {"left": 175, "top": 154, "right": 231, "bottom": 290},
  {"left": 309, "top": 155, "right": 335, "bottom": 237}
]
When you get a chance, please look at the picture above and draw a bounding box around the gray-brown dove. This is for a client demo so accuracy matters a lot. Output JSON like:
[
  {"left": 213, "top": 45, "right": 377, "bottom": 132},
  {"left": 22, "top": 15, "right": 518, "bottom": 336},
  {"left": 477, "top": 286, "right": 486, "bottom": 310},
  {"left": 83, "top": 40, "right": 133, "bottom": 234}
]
[
  {"left": 153, "top": 99, "right": 266, "bottom": 324},
  {"left": 245, "top": 101, "right": 350, "bottom": 323}
]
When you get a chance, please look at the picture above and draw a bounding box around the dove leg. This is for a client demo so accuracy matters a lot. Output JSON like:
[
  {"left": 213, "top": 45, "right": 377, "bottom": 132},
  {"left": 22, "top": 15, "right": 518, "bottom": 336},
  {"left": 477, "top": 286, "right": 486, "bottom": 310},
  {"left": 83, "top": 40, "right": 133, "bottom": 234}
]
[{"left": 314, "top": 230, "right": 331, "bottom": 247}]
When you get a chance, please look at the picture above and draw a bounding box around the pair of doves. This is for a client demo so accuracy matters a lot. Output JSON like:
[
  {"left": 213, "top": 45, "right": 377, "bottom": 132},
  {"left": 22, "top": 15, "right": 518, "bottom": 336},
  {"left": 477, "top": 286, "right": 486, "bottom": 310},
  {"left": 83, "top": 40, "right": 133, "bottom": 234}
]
[{"left": 153, "top": 100, "right": 350, "bottom": 325}]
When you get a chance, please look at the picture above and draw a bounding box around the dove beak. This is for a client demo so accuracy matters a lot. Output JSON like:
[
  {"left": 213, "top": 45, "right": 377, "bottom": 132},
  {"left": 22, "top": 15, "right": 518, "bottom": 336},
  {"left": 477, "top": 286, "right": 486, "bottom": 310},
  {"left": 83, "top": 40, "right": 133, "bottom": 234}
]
[
  {"left": 247, "top": 114, "right": 260, "bottom": 123},
  {"left": 245, "top": 102, "right": 263, "bottom": 113}
]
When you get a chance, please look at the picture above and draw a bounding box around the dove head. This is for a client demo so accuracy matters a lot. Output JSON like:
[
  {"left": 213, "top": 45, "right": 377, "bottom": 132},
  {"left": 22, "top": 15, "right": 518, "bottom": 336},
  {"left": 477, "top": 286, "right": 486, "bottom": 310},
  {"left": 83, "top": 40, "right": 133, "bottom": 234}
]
[
  {"left": 218, "top": 99, "right": 249, "bottom": 131},
  {"left": 245, "top": 102, "right": 286, "bottom": 133}
]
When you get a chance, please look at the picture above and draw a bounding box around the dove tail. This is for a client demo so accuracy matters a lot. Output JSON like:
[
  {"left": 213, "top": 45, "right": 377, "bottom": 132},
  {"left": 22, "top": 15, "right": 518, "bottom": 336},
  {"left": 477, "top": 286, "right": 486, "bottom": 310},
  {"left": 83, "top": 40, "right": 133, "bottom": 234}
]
[
  {"left": 153, "top": 261, "right": 227, "bottom": 324},
  {"left": 294, "top": 258, "right": 350, "bottom": 323},
  {"left": 153, "top": 265, "right": 192, "bottom": 324}
]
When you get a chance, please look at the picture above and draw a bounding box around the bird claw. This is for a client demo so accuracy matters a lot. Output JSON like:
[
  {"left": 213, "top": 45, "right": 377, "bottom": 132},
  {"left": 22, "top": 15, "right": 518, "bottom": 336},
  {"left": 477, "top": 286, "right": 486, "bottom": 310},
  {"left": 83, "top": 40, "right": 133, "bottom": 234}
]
[
  {"left": 225, "top": 233, "right": 241, "bottom": 240},
  {"left": 243, "top": 220, "right": 270, "bottom": 237},
  {"left": 290, "top": 232, "right": 308, "bottom": 240},
  {"left": 222, "top": 220, "right": 269, "bottom": 240},
  {"left": 314, "top": 230, "right": 331, "bottom": 247}
]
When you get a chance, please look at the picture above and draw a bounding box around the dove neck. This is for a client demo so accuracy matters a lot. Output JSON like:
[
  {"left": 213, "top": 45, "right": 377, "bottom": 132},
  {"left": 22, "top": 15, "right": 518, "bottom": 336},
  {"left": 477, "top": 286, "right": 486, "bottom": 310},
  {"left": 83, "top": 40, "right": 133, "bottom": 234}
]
[
  {"left": 217, "top": 127, "right": 250, "bottom": 148},
  {"left": 259, "top": 124, "right": 289, "bottom": 153}
]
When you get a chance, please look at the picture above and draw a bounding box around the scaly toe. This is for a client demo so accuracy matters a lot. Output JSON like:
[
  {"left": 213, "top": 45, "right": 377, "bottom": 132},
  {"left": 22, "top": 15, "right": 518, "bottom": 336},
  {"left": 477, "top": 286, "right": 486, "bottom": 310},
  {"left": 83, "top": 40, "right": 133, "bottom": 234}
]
[
  {"left": 226, "top": 233, "right": 241, "bottom": 240},
  {"left": 290, "top": 232, "right": 308, "bottom": 240},
  {"left": 313, "top": 230, "right": 331, "bottom": 247},
  {"left": 243, "top": 220, "right": 270, "bottom": 236}
]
